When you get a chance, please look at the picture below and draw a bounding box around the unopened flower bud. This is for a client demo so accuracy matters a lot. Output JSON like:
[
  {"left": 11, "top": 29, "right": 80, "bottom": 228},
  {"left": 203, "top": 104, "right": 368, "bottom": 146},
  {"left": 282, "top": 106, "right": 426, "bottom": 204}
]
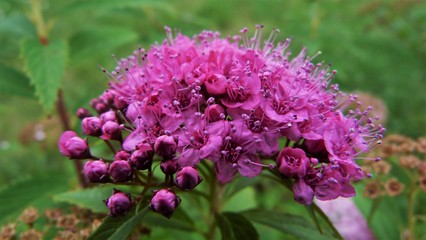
[
  {"left": 100, "top": 91, "right": 115, "bottom": 105},
  {"left": 154, "top": 135, "right": 177, "bottom": 158},
  {"left": 109, "top": 160, "right": 133, "bottom": 182},
  {"left": 114, "top": 96, "right": 128, "bottom": 110},
  {"left": 82, "top": 117, "right": 103, "bottom": 136},
  {"left": 175, "top": 166, "right": 202, "bottom": 191},
  {"left": 114, "top": 151, "right": 131, "bottom": 161},
  {"left": 205, "top": 74, "right": 227, "bottom": 95},
  {"left": 104, "top": 189, "right": 132, "bottom": 217},
  {"left": 276, "top": 147, "right": 310, "bottom": 178},
  {"left": 76, "top": 108, "right": 92, "bottom": 119},
  {"left": 130, "top": 147, "right": 154, "bottom": 170},
  {"left": 160, "top": 158, "right": 179, "bottom": 175},
  {"left": 58, "top": 131, "right": 90, "bottom": 159},
  {"left": 95, "top": 102, "right": 108, "bottom": 114},
  {"left": 205, "top": 104, "right": 225, "bottom": 122},
  {"left": 150, "top": 189, "right": 181, "bottom": 218},
  {"left": 83, "top": 160, "right": 110, "bottom": 183},
  {"left": 100, "top": 110, "right": 118, "bottom": 123},
  {"left": 101, "top": 121, "right": 122, "bottom": 141},
  {"left": 292, "top": 178, "right": 314, "bottom": 205}
]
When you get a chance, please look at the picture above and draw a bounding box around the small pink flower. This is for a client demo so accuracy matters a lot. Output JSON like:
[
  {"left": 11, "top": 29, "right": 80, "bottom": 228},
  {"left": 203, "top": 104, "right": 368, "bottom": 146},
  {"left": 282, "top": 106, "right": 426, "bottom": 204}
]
[
  {"left": 276, "top": 147, "right": 310, "bottom": 178},
  {"left": 58, "top": 131, "right": 90, "bottom": 159}
]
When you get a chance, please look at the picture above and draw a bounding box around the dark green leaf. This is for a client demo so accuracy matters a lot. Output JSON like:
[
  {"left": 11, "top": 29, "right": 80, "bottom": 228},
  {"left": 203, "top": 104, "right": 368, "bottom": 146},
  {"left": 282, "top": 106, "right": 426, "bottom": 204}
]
[
  {"left": 242, "top": 209, "right": 333, "bottom": 240},
  {"left": 88, "top": 204, "right": 149, "bottom": 240},
  {"left": 0, "top": 64, "right": 34, "bottom": 98},
  {"left": 0, "top": 173, "right": 70, "bottom": 225},
  {"left": 53, "top": 186, "right": 112, "bottom": 213},
  {"left": 216, "top": 212, "right": 259, "bottom": 240},
  {"left": 70, "top": 27, "right": 138, "bottom": 63},
  {"left": 21, "top": 38, "right": 68, "bottom": 110}
]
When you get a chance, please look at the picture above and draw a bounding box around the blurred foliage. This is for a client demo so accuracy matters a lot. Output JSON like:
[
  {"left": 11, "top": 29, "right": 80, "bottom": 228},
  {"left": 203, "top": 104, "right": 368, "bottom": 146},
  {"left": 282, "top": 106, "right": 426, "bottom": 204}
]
[{"left": 0, "top": 0, "right": 425, "bottom": 239}]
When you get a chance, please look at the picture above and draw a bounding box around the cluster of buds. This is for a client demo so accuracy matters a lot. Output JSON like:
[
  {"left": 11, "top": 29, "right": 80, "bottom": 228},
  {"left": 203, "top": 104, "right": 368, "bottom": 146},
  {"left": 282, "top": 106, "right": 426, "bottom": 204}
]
[
  {"left": 59, "top": 25, "right": 384, "bottom": 218},
  {"left": 362, "top": 134, "right": 426, "bottom": 198}
]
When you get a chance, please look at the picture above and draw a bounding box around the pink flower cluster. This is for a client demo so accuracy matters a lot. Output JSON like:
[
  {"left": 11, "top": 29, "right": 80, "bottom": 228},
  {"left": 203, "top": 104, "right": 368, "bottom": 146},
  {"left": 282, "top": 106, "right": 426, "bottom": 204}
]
[{"left": 59, "top": 25, "right": 384, "bottom": 216}]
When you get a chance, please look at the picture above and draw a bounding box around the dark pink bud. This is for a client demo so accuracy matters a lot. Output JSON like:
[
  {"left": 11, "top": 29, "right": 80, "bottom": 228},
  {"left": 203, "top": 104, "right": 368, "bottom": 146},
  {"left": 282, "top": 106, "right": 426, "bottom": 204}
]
[
  {"left": 114, "top": 95, "right": 128, "bottom": 110},
  {"left": 83, "top": 160, "right": 110, "bottom": 183},
  {"left": 276, "top": 147, "right": 310, "bottom": 178},
  {"left": 293, "top": 178, "right": 314, "bottom": 205},
  {"left": 76, "top": 108, "right": 92, "bottom": 119},
  {"left": 114, "top": 151, "right": 131, "bottom": 161},
  {"left": 90, "top": 98, "right": 101, "bottom": 109},
  {"left": 82, "top": 117, "right": 103, "bottom": 136},
  {"left": 130, "top": 147, "right": 154, "bottom": 170},
  {"left": 175, "top": 166, "right": 202, "bottom": 191},
  {"left": 160, "top": 158, "right": 179, "bottom": 175},
  {"left": 104, "top": 189, "right": 132, "bottom": 217},
  {"left": 58, "top": 131, "right": 90, "bottom": 159},
  {"left": 205, "top": 104, "right": 225, "bottom": 122},
  {"left": 100, "top": 91, "right": 115, "bottom": 105},
  {"left": 205, "top": 74, "right": 227, "bottom": 95},
  {"left": 109, "top": 160, "right": 133, "bottom": 182},
  {"left": 101, "top": 121, "right": 122, "bottom": 141},
  {"left": 154, "top": 135, "right": 177, "bottom": 158},
  {"left": 100, "top": 110, "right": 118, "bottom": 123},
  {"left": 95, "top": 102, "right": 109, "bottom": 114},
  {"left": 150, "top": 189, "right": 181, "bottom": 218}
]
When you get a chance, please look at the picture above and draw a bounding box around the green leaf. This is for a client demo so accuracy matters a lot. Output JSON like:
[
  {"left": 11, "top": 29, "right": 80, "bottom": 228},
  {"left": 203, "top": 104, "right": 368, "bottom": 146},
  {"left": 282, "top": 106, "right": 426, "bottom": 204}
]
[
  {"left": 56, "top": 0, "right": 168, "bottom": 15},
  {"left": 0, "top": 173, "right": 70, "bottom": 225},
  {"left": 0, "top": 64, "right": 34, "bottom": 98},
  {"left": 53, "top": 186, "right": 112, "bottom": 213},
  {"left": 70, "top": 27, "right": 138, "bottom": 63},
  {"left": 21, "top": 38, "right": 68, "bottom": 110},
  {"left": 88, "top": 204, "right": 149, "bottom": 240},
  {"left": 223, "top": 176, "right": 258, "bottom": 200},
  {"left": 242, "top": 209, "right": 333, "bottom": 240},
  {"left": 143, "top": 208, "right": 196, "bottom": 232},
  {"left": 216, "top": 212, "right": 259, "bottom": 240}
]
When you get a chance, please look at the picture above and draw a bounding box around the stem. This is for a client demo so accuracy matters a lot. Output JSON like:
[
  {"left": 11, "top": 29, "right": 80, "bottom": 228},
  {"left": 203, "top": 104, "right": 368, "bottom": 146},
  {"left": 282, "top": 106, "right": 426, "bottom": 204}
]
[
  {"left": 56, "top": 89, "right": 87, "bottom": 188},
  {"left": 205, "top": 169, "right": 223, "bottom": 240},
  {"left": 104, "top": 140, "right": 117, "bottom": 154},
  {"left": 30, "top": 0, "right": 49, "bottom": 44}
]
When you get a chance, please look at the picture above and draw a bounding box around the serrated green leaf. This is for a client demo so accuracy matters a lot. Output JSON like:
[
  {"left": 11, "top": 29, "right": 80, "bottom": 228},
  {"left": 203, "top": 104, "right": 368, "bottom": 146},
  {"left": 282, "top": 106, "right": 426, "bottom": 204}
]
[
  {"left": 21, "top": 38, "right": 68, "bottom": 110},
  {"left": 0, "top": 173, "right": 70, "bottom": 225},
  {"left": 0, "top": 64, "right": 34, "bottom": 98},
  {"left": 53, "top": 186, "right": 112, "bottom": 213},
  {"left": 216, "top": 212, "right": 259, "bottom": 240},
  {"left": 70, "top": 27, "right": 138, "bottom": 63},
  {"left": 242, "top": 209, "right": 333, "bottom": 240},
  {"left": 88, "top": 204, "right": 149, "bottom": 240}
]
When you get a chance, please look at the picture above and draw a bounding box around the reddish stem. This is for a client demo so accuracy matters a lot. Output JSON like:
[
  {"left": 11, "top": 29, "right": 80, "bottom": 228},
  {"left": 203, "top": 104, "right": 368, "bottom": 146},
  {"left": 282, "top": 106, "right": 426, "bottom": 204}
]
[{"left": 56, "top": 89, "right": 88, "bottom": 188}]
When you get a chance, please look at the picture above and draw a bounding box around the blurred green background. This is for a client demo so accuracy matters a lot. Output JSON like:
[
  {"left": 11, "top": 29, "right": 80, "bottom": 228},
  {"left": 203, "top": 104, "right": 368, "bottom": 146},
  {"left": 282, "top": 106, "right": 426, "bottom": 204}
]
[{"left": 0, "top": 0, "right": 425, "bottom": 238}]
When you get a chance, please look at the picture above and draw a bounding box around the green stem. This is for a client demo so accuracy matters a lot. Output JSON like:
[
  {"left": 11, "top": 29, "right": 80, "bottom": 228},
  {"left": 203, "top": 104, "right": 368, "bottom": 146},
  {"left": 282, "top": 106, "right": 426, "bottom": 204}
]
[
  {"left": 205, "top": 168, "right": 223, "bottom": 240},
  {"left": 407, "top": 180, "right": 417, "bottom": 240}
]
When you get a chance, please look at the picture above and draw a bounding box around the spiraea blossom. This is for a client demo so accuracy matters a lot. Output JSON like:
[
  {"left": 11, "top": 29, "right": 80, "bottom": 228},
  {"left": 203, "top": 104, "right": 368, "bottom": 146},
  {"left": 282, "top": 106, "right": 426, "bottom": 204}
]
[{"left": 58, "top": 25, "right": 384, "bottom": 217}]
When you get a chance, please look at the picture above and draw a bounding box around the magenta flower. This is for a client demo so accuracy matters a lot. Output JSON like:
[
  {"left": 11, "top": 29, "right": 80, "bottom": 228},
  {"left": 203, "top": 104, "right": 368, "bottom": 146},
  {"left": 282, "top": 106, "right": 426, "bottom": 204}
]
[
  {"left": 104, "top": 189, "right": 132, "bottom": 217},
  {"left": 150, "top": 189, "right": 181, "bottom": 218}
]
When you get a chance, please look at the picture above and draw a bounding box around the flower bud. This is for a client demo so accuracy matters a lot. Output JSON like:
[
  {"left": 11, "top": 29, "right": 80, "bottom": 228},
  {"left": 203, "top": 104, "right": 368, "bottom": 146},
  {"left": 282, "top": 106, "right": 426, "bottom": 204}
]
[
  {"left": 160, "top": 158, "right": 179, "bottom": 175},
  {"left": 114, "top": 95, "right": 128, "bottom": 110},
  {"left": 109, "top": 160, "right": 133, "bottom": 182},
  {"left": 58, "top": 131, "right": 90, "bottom": 159},
  {"left": 100, "top": 110, "right": 118, "bottom": 123},
  {"left": 100, "top": 91, "right": 115, "bottom": 105},
  {"left": 205, "top": 74, "right": 227, "bottom": 95},
  {"left": 175, "top": 166, "right": 202, "bottom": 191},
  {"left": 114, "top": 151, "right": 131, "bottom": 161},
  {"left": 293, "top": 178, "right": 314, "bottom": 205},
  {"left": 130, "top": 147, "right": 154, "bottom": 170},
  {"left": 150, "top": 189, "right": 181, "bottom": 218},
  {"left": 82, "top": 117, "right": 103, "bottom": 136},
  {"left": 104, "top": 189, "right": 132, "bottom": 217},
  {"left": 205, "top": 104, "right": 225, "bottom": 122},
  {"left": 95, "top": 102, "right": 109, "bottom": 114},
  {"left": 76, "top": 108, "right": 92, "bottom": 119},
  {"left": 101, "top": 121, "right": 122, "bottom": 141},
  {"left": 83, "top": 160, "right": 110, "bottom": 183},
  {"left": 276, "top": 147, "right": 310, "bottom": 178},
  {"left": 154, "top": 135, "right": 177, "bottom": 158}
]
